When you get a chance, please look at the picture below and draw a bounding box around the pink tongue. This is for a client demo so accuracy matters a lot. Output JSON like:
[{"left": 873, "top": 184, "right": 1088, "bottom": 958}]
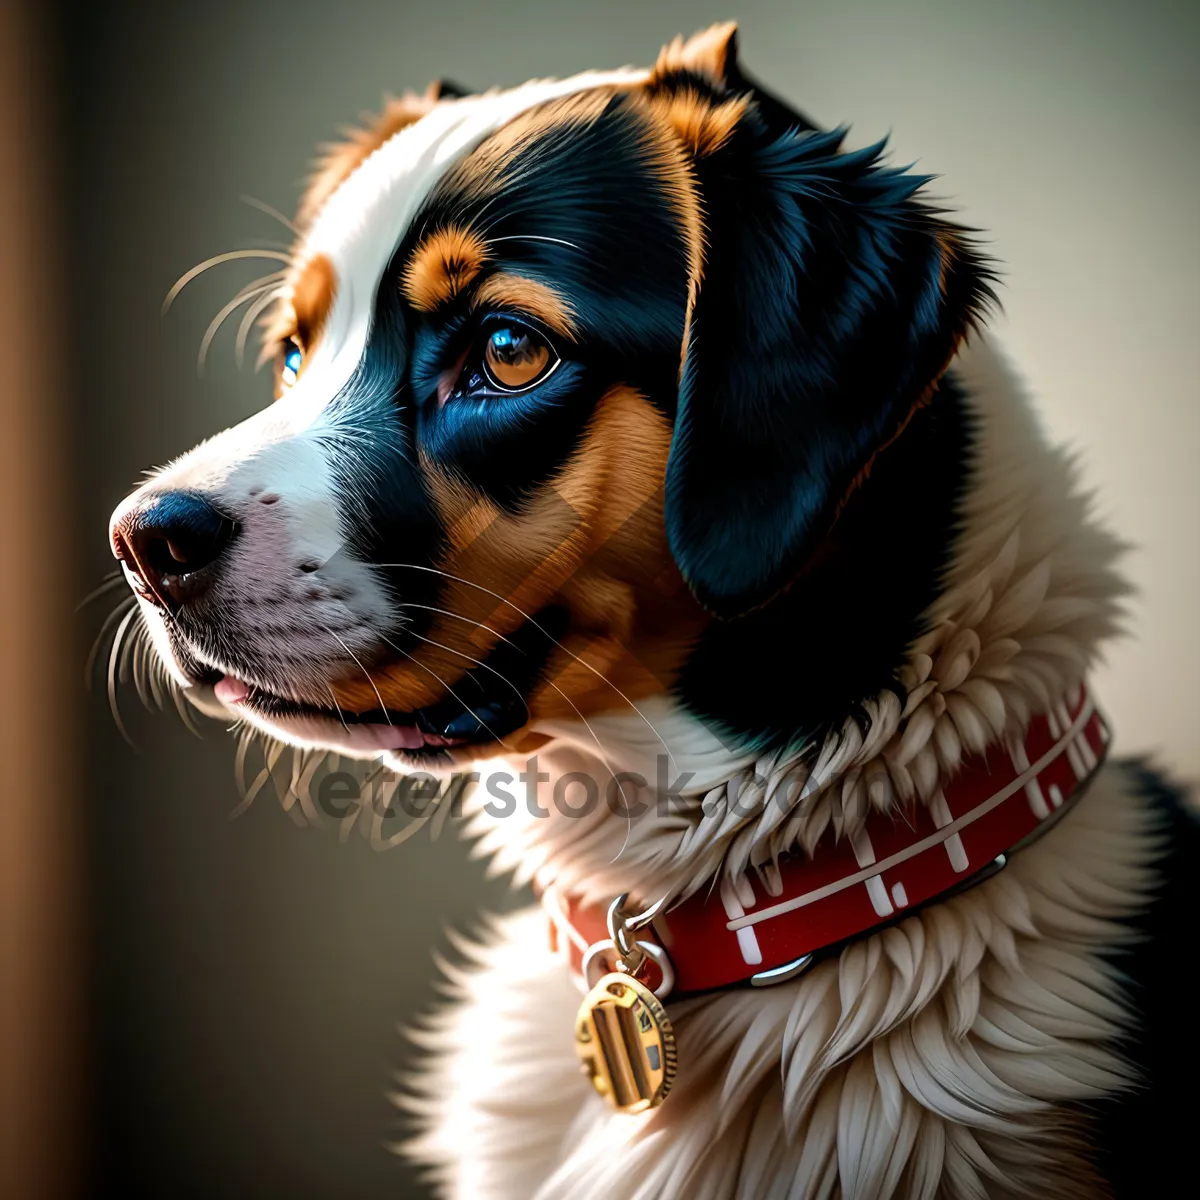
[
  {"left": 211, "top": 676, "right": 459, "bottom": 753},
  {"left": 214, "top": 676, "right": 250, "bottom": 705}
]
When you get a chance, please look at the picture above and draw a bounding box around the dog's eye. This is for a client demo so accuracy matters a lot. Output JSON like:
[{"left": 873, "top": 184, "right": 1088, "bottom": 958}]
[
  {"left": 480, "top": 324, "right": 549, "bottom": 388},
  {"left": 280, "top": 338, "right": 303, "bottom": 387},
  {"left": 482, "top": 325, "right": 553, "bottom": 391},
  {"left": 445, "top": 320, "right": 560, "bottom": 404}
]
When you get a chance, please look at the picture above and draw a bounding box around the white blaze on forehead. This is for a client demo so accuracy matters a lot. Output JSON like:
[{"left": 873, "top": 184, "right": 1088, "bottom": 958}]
[{"left": 286, "top": 69, "right": 647, "bottom": 428}]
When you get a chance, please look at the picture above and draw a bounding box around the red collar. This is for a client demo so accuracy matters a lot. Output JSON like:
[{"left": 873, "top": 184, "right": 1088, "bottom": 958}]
[{"left": 548, "top": 685, "right": 1109, "bottom": 998}]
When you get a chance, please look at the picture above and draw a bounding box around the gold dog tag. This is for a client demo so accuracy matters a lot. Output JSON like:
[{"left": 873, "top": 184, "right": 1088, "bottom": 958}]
[{"left": 575, "top": 971, "right": 677, "bottom": 1113}]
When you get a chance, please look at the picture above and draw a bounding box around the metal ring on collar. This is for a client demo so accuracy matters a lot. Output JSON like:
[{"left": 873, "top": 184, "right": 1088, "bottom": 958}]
[{"left": 582, "top": 938, "right": 676, "bottom": 1001}]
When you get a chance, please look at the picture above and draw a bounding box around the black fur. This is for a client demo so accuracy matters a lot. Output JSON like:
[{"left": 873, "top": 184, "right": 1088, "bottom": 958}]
[
  {"left": 1089, "top": 760, "right": 1200, "bottom": 1196},
  {"left": 662, "top": 104, "right": 995, "bottom": 620},
  {"left": 322, "top": 279, "right": 446, "bottom": 644},
  {"left": 673, "top": 373, "right": 975, "bottom": 752}
]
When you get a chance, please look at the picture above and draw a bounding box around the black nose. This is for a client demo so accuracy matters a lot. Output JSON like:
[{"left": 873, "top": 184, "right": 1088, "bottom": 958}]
[{"left": 112, "top": 491, "right": 236, "bottom": 610}]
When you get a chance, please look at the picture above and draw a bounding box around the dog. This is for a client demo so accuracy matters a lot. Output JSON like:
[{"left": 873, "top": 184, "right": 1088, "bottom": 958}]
[{"left": 108, "top": 23, "right": 1197, "bottom": 1199}]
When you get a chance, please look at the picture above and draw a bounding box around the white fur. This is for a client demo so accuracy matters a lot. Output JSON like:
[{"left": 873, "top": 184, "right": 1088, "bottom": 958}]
[{"left": 406, "top": 338, "right": 1158, "bottom": 1198}]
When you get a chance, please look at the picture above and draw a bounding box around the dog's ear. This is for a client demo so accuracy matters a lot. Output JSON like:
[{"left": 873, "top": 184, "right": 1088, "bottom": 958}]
[
  {"left": 650, "top": 22, "right": 818, "bottom": 138},
  {"left": 650, "top": 21, "right": 742, "bottom": 85},
  {"left": 426, "top": 79, "right": 472, "bottom": 101},
  {"left": 650, "top": 27, "right": 995, "bottom": 618}
]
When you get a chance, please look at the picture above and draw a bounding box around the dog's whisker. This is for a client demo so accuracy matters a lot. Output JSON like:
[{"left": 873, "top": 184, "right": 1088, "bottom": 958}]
[
  {"left": 394, "top": 602, "right": 523, "bottom": 652},
  {"left": 375, "top": 562, "right": 678, "bottom": 772},
  {"left": 162, "top": 248, "right": 294, "bottom": 315},
  {"left": 488, "top": 234, "right": 582, "bottom": 252},
  {"left": 169, "top": 673, "right": 203, "bottom": 737},
  {"left": 107, "top": 604, "right": 140, "bottom": 748},
  {"left": 230, "top": 729, "right": 258, "bottom": 818},
  {"left": 537, "top": 674, "right": 631, "bottom": 846},
  {"left": 239, "top": 193, "right": 301, "bottom": 237},
  {"left": 120, "top": 615, "right": 143, "bottom": 693},
  {"left": 374, "top": 632, "right": 514, "bottom": 752},
  {"left": 141, "top": 628, "right": 170, "bottom": 712},
  {"left": 398, "top": 627, "right": 529, "bottom": 718},
  {"left": 153, "top": 664, "right": 171, "bottom": 712},
  {"left": 394, "top": 618, "right": 627, "bottom": 822},
  {"left": 230, "top": 269, "right": 289, "bottom": 303},
  {"left": 268, "top": 742, "right": 296, "bottom": 810},
  {"left": 287, "top": 746, "right": 313, "bottom": 812},
  {"left": 76, "top": 571, "right": 125, "bottom": 612},
  {"left": 293, "top": 750, "right": 328, "bottom": 827},
  {"left": 152, "top": 605, "right": 199, "bottom": 719},
  {"left": 237, "top": 761, "right": 277, "bottom": 817},
  {"left": 467, "top": 193, "right": 506, "bottom": 239},
  {"left": 239, "top": 238, "right": 294, "bottom": 252},
  {"left": 86, "top": 595, "right": 137, "bottom": 688},
  {"left": 129, "top": 620, "right": 149, "bottom": 706},
  {"left": 235, "top": 284, "right": 287, "bottom": 369},
  {"left": 197, "top": 280, "right": 287, "bottom": 374},
  {"left": 138, "top": 624, "right": 157, "bottom": 707},
  {"left": 324, "top": 683, "right": 351, "bottom": 733},
  {"left": 323, "top": 626, "right": 393, "bottom": 724},
  {"left": 262, "top": 739, "right": 288, "bottom": 803}
]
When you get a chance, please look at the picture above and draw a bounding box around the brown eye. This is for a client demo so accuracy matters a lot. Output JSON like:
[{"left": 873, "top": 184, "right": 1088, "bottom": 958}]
[{"left": 481, "top": 324, "right": 555, "bottom": 391}]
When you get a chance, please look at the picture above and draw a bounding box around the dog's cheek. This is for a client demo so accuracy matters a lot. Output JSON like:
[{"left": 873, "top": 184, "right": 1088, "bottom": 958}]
[
  {"left": 327, "top": 449, "right": 593, "bottom": 714},
  {"left": 526, "top": 387, "right": 709, "bottom": 720},
  {"left": 331, "top": 386, "right": 706, "bottom": 726}
]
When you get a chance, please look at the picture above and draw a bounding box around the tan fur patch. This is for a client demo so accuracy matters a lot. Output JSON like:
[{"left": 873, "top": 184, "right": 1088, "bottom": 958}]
[
  {"left": 261, "top": 252, "right": 337, "bottom": 387},
  {"left": 289, "top": 252, "right": 337, "bottom": 345},
  {"left": 648, "top": 90, "right": 748, "bottom": 159},
  {"left": 402, "top": 226, "right": 490, "bottom": 313},
  {"left": 622, "top": 94, "right": 713, "bottom": 380},
  {"left": 472, "top": 273, "right": 577, "bottom": 338},
  {"left": 330, "top": 388, "right": 708, "bottom": 728}
]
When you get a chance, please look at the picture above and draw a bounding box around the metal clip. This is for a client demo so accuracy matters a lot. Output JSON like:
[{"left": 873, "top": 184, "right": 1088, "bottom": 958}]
[{"left": 579, "top": 893, "right": 676, "bottom": 1000}]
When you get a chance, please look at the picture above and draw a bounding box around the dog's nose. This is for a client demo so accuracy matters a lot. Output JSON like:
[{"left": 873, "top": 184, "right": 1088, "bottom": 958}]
[{"left": 111, "top": 491, "right": 236, "bottom": 610}]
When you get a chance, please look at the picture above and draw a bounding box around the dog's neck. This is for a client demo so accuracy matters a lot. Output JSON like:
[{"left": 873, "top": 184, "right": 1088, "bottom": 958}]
[{"left": 467, "top": 337, "right": 1127, "bottom": 911}]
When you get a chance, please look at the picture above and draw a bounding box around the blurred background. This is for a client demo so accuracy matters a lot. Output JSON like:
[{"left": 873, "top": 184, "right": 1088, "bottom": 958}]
[{"left": 2, "top": 0, "right": 1197, "bottom": 1195}]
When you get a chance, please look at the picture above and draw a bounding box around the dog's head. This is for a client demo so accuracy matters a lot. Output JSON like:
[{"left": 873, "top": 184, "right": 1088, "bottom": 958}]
[{"left": 109, "top": 24, "right": 992, "bottom": 768}]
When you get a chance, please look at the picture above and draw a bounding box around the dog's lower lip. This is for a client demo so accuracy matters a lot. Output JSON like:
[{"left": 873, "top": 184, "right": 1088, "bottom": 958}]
[{"left": 212, "top": 673, "right": 465, "bottom": 752}]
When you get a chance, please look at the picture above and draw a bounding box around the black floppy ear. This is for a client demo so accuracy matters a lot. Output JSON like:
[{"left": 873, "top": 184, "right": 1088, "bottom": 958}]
[{"left": 655, "top": 28, "right": 995, "bottom": 618}]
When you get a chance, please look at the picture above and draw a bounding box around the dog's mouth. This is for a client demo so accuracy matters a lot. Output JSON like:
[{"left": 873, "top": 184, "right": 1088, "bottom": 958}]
[
  {"left": 210, "top": 675, "right": 467, "bottom": 757},
  {"left": 187, "top": 608, "right": 567, "bottom": 762}
]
